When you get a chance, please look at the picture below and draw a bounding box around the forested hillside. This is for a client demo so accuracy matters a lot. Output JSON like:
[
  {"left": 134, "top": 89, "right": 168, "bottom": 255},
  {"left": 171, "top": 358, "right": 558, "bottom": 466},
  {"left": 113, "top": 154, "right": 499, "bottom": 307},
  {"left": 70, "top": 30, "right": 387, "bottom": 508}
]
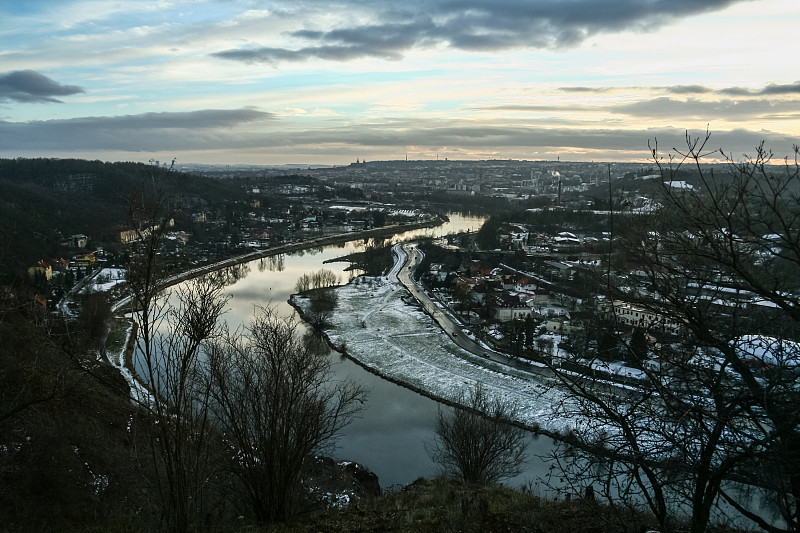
[{"left": 0, "top": 158, "right": 245, "bottom": 282}]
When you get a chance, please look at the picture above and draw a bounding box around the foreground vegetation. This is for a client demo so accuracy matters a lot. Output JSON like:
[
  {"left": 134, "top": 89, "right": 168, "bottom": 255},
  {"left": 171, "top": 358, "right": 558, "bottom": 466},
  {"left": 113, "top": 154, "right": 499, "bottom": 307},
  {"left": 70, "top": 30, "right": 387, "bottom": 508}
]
[{"left": 266, "top": 477, "right": 739, "bottom": 533}]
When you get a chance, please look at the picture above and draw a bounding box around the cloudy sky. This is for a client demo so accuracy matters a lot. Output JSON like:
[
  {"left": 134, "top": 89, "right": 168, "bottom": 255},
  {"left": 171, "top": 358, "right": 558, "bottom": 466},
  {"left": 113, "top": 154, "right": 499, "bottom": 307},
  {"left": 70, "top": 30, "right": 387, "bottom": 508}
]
[{"left": 1, "top": 0, "right": 798, "bottom": 165}]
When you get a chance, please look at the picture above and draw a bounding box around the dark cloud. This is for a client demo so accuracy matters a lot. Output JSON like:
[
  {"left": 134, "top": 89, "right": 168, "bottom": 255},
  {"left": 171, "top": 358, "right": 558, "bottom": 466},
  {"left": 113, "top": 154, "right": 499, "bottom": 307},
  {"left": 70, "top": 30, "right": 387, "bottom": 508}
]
[
  {"left": 213, "top": 0, "right": 750, "bottom": 63},
  {"left": 2, "top": 111, "right": 794, "bottom": 163},
  {"left": 722, "top": 82, "right": 800, "bottom": 95},
  {"left": 720, "top": 86, "right": 753, "bottom": 96},
  {"left": 0, "top": 108, "right": 275, "bottom": 151},
  {"left": 561, "top": 85, "right": 714, "bottom": 95},
  {"left": 665, "top": 85, "right": 713, "bottom": 94},
  {"left": 482, "top": 94, "right": 800, "bottom": 120},
  {"left": 559, "top": 87, "right": 611, "bottom": 93},
  {"left": 65, "top": 108, "right": 274, "bottom": 129},
  {"left": 0, "top": 70, "right": 85, "bottom": 103},
  {"left": 215, "top": 20, "right": 435, "bottom": 63},
  {"left": 558, "top": 82, "right": 799, "bottom": 98},
  {"left": 308, "top": 21, "right": 435, "bottom": 55},
  {"left": 214, "top": 44, "right": 400, "bottom": 63},
  {"left": 277, "top": 122, "right": 795, "bottom": 161},
  {"left": 611, "top": 97, "right": 800, "bottom": 120},
  {"left": 761, "top": 82, "right": 800, "bottom": 94}
]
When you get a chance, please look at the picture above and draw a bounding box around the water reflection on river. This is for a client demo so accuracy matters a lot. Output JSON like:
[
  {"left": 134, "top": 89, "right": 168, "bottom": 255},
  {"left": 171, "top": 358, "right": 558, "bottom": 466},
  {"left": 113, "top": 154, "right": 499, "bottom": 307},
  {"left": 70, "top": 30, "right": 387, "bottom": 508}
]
[{"left": 209, "top": 213, "right": 555, "bottom": 490}]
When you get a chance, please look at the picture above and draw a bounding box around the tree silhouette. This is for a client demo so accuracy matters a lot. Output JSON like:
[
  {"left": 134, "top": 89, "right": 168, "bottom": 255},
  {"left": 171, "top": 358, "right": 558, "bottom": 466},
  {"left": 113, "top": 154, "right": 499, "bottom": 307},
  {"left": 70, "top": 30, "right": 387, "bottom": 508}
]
[{"left": 428, "top": 385, "right": 527, "bottom": 486}]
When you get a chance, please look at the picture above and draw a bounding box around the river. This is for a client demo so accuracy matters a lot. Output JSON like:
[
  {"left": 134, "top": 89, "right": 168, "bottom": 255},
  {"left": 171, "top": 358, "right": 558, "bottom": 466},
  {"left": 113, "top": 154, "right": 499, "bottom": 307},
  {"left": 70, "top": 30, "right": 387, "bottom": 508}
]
[
  {"left": 128, "top": 212, "right": 777, "bottom": 528},
  {"left": 207, "top": 212, "right": 556, "bottom": 491}
]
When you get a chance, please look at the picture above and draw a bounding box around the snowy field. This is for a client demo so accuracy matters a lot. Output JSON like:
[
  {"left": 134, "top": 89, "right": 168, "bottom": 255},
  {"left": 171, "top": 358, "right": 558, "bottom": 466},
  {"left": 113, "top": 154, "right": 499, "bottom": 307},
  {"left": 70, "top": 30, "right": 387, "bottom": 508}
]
[
  {"left": 84, "top": 267, "right": 126, "bottom": 293},
  {"left": 315, "top": 271, "right": 580, "bottom": 435}
]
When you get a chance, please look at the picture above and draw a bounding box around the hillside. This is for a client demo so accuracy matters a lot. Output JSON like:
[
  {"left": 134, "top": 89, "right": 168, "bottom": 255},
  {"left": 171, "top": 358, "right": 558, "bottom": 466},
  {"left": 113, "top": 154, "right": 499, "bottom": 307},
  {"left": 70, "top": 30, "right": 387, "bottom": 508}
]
[
  {"left": 0, "top": 286, "right": 150, "bottom": 530},
  {"left": 0, "top": 158, "right": 246, "bottom": 281}
]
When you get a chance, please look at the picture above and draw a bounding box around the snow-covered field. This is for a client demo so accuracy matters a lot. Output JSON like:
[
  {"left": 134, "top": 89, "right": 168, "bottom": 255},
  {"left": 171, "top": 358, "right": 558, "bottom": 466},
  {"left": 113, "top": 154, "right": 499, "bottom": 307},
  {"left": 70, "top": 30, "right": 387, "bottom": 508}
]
[
  {"left": 316, "top": 272, "right": 579, "bottom": 435},
  {"left": 84, "top": 267, "right": 126, "bottom": 293}
]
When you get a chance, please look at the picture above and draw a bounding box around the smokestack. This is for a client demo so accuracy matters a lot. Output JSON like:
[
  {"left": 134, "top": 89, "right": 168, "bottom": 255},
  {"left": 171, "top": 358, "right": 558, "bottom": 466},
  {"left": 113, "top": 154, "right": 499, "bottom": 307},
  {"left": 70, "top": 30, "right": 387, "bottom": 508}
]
[{"left": 558, "top": 179, "right": 562, "bottom": 206}]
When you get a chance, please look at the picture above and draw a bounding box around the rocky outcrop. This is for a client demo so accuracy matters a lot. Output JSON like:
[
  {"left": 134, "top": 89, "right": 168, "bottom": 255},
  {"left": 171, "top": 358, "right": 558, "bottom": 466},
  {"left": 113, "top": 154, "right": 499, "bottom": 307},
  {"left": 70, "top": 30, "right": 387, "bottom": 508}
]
[{"left": 303, "top": 456, "right": 382, "bottom": 509}]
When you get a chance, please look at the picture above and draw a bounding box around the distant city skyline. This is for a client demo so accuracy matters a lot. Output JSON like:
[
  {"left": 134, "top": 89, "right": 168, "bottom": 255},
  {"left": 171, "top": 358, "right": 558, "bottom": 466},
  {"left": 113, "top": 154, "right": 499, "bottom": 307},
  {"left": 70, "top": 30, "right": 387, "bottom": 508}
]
[{"left": 1, "top": 0, "right": 799, "bottom": 165}]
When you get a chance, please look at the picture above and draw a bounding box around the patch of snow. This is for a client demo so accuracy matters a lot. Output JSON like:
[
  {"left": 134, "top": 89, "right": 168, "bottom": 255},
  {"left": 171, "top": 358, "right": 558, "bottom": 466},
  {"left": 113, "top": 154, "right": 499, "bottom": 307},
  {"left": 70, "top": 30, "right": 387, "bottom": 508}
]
[
  {"left": 108, "top": 322, "right": 156, "bottom": 407},
  {"left": 305, "top": 483, "right": 355, "bottom": 509},
  {"left": 82, "top": 267, "right": 127, "bottom": 293},
  {"left": 325, "top": 272, "right": 581, "bottom": 434},
  {"left": 665, "top": 180, "right": 694, "bottom": 190},
  {"left": 734, "top": 335, "right": 800, "bottom": 367}
]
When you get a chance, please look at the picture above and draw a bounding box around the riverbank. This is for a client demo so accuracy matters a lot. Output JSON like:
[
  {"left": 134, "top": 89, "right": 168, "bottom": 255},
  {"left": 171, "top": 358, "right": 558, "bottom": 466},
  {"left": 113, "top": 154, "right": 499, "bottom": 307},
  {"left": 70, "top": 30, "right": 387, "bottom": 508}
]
[
  {"left": 292, "top": 294, "right": 562, "bottom": 444},
  {"left": 112, "top": 216, "right": 445, "bottom": 314},
  {"left": 172, "top": 216, "right": 446, "bottom": 282},
  {"left": 291, "top": 272, "right": 578, "bottom": 440},
  {"left": 111, "top": 211, "right": 530, "bottom": 490}
]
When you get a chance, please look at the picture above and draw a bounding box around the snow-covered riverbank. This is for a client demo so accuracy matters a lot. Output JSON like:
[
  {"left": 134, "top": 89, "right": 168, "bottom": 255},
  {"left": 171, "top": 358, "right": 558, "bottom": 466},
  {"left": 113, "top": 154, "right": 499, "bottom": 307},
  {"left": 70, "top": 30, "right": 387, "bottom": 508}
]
[{"left": 307, "top": 263, "right": 579, "bottom": 437}]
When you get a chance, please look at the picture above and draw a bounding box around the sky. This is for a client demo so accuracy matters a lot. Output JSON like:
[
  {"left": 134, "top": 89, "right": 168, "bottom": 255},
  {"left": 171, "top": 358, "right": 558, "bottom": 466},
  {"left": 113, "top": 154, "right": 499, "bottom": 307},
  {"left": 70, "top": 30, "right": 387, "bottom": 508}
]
[{"left": 1, "top": 0, "right": 799, "bottom": 166}]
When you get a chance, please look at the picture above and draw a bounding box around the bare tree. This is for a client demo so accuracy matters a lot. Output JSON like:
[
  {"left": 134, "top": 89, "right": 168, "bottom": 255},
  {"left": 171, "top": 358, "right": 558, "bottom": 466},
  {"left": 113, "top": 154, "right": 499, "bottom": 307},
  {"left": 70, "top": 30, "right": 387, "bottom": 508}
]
[
  {"left": 207, "top": 306, "right": 367, "bottom": 523},
  {"left": 428, "top": 384, "right": 528, "bottom": 486},
  {"left": 77, "top": 291, "right": 113, "bottom": 354},
  {"left": 311, "top": 268, "right": 340, "bottom": 289},
  {"left": 545, "top": 355, "right": 759, "bottom": 533},
  {"left": 0, "top": 287, "right": 69, "bottom": 426},
  {"left": 452, "top": 278, "right": 475, "bottom": 321},
  {"left": 547, "top": 133, "right": 800, "bottom": 533},
  {"left": 295, "top": 272, "right": 312, "bottom": 293},
  {"left": 127, "top": 193, "right": 229, "bottom": 532}
]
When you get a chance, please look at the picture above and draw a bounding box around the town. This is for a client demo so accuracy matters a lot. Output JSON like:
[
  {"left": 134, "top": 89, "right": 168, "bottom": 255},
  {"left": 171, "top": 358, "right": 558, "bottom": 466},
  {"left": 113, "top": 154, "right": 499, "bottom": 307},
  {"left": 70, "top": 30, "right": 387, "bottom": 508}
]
[
  {"left": 20, "top": 156, "right": 773, "bottom": 388},
  {"left": 3, "top": 153, "right": 799, "bottom": 533}
]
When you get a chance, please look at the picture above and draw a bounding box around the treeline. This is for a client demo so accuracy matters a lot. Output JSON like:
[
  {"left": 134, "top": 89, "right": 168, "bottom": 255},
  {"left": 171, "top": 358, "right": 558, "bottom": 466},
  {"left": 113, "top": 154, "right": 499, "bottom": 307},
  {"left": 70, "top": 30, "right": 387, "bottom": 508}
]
[{"left": 294, "top": 268, "right": 341, "bottom": 292}]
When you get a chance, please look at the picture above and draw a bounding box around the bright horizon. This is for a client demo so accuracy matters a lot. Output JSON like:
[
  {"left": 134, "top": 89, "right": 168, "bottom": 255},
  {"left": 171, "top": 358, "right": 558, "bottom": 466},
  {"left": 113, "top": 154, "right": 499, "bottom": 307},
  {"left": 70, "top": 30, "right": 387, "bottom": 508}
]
[{"left": 1, "top": 0, "right": 799, "bottom": 166}]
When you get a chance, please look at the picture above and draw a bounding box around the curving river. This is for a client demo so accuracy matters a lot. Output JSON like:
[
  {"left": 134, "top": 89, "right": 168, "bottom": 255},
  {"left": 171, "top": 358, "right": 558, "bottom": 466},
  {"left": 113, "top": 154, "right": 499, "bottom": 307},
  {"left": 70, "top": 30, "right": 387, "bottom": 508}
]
[
  {"left": 129, "top": 212, "right": 775, "bottom": 525},
  {"left": 210, "top": 212, "right": 557, "bottom": 491}
]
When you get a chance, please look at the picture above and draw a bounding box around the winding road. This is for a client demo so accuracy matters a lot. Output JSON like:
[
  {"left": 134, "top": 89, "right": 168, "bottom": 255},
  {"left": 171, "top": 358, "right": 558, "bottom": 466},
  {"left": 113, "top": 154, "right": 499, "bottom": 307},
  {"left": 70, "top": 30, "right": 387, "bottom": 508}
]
[{"left": 392, "top": 243, "right": 554, "bottom": 378}]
